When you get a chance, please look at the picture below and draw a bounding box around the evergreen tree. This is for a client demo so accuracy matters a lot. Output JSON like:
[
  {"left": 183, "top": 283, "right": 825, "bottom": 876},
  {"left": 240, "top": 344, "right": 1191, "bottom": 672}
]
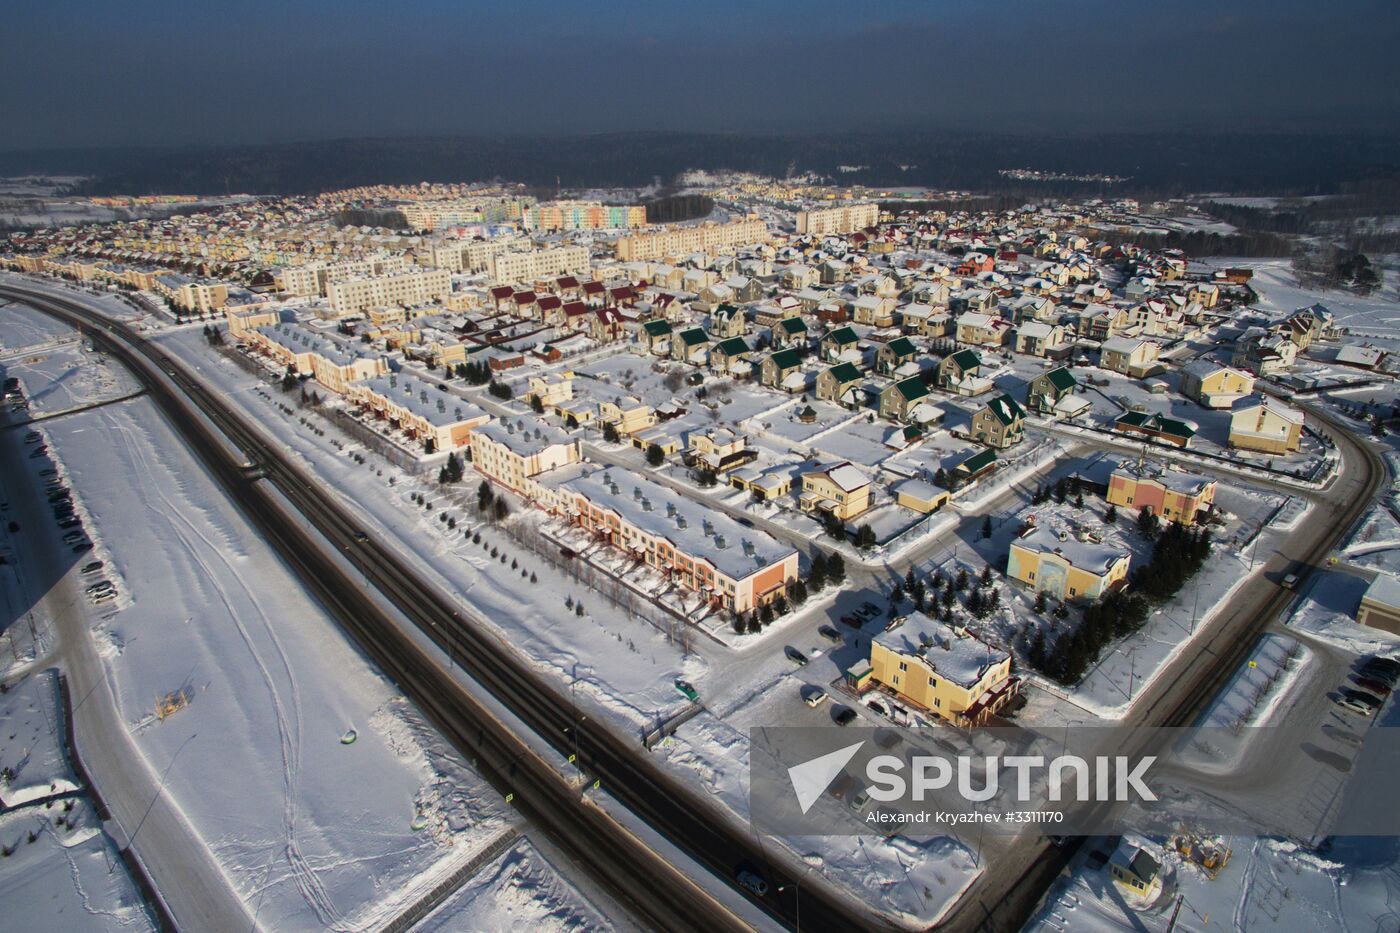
[
  {"left": 955, "top": 568, "right": 968, "bottom": 591},
  {"left": 981, "top": 515, "right": 993, "bottom": 539},
  {"left": 809, "top": 553, "right": 828, "bottom": 592},
  {"left": 827, "top": 553, "right": 846, "bottom": 585},
  {"left": 603, "top": 421, "right": 620, "bottom": 443},
  {"left": 1105, "top": 504, "right": 1118, "bottom": 524},
  {"left": 645, "top": 443, "right": 665, "bottom": 466},
  {"left": 1034, "top": 590, "right": 1048, "bottom": 614},
  {"left": 980, "top": 564, "right": 993, "bottom": 587}
]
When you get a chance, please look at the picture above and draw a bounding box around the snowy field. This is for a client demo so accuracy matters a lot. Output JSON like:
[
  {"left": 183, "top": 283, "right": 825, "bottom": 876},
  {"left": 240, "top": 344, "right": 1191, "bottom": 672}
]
[
  {"left": 36, "top": 395, "right": 516, "bottom": 930},
  {"left": 0, "top": 799, "right": 156, "bottom": 932}
]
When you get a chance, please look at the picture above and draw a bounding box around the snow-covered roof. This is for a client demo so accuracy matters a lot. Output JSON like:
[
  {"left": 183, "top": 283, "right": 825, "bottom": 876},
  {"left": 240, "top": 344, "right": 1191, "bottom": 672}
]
[{"left": 874, "top": 611, "right": 1006, "bottom": 689}]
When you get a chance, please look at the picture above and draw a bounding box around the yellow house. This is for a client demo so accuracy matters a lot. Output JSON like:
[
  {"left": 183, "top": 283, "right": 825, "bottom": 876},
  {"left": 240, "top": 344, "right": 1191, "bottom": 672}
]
[
  {"left": 869, "top": 612, "right": 1018, "bottom": 728},
  {"left": 1099, "top": 337, "right": 1161, "bottom": 377},
  {"left": 1228, "top": 396, "right": 1304, "bottom": 453},
  {"left": 527, "top": 372, "right": 574, "bottom": 409},
  {"left": 1108, "top": 838, "right": 1163, "bottom": 903},
  {"left": 799, "top": 462, "right": 872, "bottom": 521},
  {"left": 599, "top": 396, "right": 655, "bottom": 436},
  {"left": 1179, "top": 361, "right": 1255, "bottom": 409},
  {"left": 1007, "top": 522, "right": 1130, "bottom": 601}
]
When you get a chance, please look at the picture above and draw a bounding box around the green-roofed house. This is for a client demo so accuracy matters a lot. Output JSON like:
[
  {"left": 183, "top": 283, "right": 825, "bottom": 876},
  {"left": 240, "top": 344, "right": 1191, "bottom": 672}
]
[
  {"left": 815, "top": 362, "right": 864, "bottom": 407},
  {"left": 708, "top": 336, "right": 753, "bottom": 375},
  {"left": 671, "top": 326, "right": 711, "bottom": 364},
  {"left": 640, "top": 318, "right": 673, "bottom": 356},
  {"left": 821, "top": 325, "right": 860, "bottom": 362},
  {"left": 938, "top": 348, "right": 983, "bottom": 389},
  {"left": 879, "top": 376, "right": 932, "bottom": 422},
  {"left": 760, "top": 348, "right": 804, "bottom": 389},
  {"left": 1026, "top": 366, "right": 1079, "bottom": 414},
  {"left": 971, "top": 394, "right": 1028, "bottom": 448},
  {"left": 771, "top": 315, "right": 810, "bottom": 349},
  {"left": 877, "top": 336, "right": 919, "bottom": 375},
  {"left": 1113, "top": 411, "right": 1197, "bottom": 448}
]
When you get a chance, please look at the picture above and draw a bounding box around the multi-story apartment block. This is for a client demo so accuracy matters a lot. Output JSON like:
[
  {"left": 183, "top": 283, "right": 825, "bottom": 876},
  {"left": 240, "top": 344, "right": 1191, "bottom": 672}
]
[
  {"left": 488, "top": 245, "right": 591, "bottom": 285},
  {"left": 326, "top": 268, "right": 452, "bottom": 316},
  {"left": 471, "top": 419, "right": 581, "bottom": 494},
  {"left": 614, "top": 218, "right": 769, "bottom": 261},
  {"left": 349, "top": 374, "right": 490, "bottom": 451},
  {"left": 524, "top": 201, "right": 647, "bottom": 231},
  {"left": 795, "top": 202, "right": 880, "bottom": 236}
]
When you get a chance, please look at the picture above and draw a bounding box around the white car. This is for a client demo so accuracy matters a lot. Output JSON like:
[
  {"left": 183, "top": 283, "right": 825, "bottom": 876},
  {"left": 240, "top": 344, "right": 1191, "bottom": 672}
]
[{"left": 804, "top": 688, "right": 828, "bottom": 708}]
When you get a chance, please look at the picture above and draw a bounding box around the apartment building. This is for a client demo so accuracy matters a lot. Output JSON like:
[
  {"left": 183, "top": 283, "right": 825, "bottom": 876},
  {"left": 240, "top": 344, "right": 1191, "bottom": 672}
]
[
  {"left": 614, "top": 218, "right": 769, "bottom": 261},
  {"left": 524, "top": 201, "right": 647, "bottom": 231},
  {"left": 471, "top": 418, "right": 581, "bottom": 496},
  {"left": 326, "top": 268, "right": 452, "bottom": 316},
  {"left": 488, "top": 245, "right": 591, "bottom": 285},
  {"left": 795, "top": 202, "right": 880, "bottom": 236},
  {"left": 245, "top": 322, "right": 388, "bottom": 394},
  {"left": 869, "top": 611, "right": 1018, "bottom": 728},
  {"left": 555, "top": 468, "right": 799, "bottom": 615},
  {"left": 276, "top": 256, "right": 410, "bottom": 297},
  {"left": 399, "top": 196, "right": 532, "bottom": 232},
  {"left": 349, "top": 374, "right": 489, "bottom": 451}
]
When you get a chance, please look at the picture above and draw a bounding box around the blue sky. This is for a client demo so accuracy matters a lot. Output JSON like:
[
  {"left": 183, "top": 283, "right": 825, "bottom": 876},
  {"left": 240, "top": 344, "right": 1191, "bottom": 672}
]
[{"left": 4, "top": 0, "right": 1398, "bottom": 148}]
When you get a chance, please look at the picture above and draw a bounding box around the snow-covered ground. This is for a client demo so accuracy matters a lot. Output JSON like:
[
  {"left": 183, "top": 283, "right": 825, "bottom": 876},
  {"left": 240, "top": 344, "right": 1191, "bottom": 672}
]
[
  {"left": 29, "top": 389, "right": 516, "bottom": 929},
  {"left": 412, "top": 839, "right": 612, "bottom": 933},
  {"left": 0, "top": 668, "right": 79, "bottom": 807},
  {"left": 0, "top": 799, "right": 156, "bottom": 932}
]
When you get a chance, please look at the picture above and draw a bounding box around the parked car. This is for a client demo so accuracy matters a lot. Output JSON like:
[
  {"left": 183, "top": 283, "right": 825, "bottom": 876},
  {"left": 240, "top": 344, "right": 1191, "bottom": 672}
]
[
  {"left": 58, "top": 519, "right": 82, "bottom": 530},
  {"left": 1334, "top": 693, "right": 1376, "bottom": 716},
  {"left": 735, "top": 870, "right": 768, "bottom": 898},
  {"left": 81, "top": 561, "right": 104, "bottom": 574},
  {"left": 839, "top": 614, "right": 861, "bottom": 628},
  {"left": 804, "top": 687, "right": 828, "bottom": 708},
  {"left": 787, "top": 648, "right": 809, "bottom": 667},
  {"left": 28, "top": 446, "right": 47, "bottom": 458},
  {"left": 71, "top": 542, "right": 92, "bottom": 554},
  {"left": 1353, "top": 676, "right": 1392, "bottom": 697},
  {"left": 1344, "top": 687, "right": 1384, "bottom": 709},
  {"left": 817, "top": 624, "right": 841, "bottom": 643},
  {"left": 860, "top": 601, "right": 880, "bottom": 615},
  {"left": 24, "top": 431, "right": 41, "bottom": 444},
  {"left": 834, "top": 706, "right": 858, "bottom": 726},
  {"left": 674, "top": 679, "right": 699, "bottom": 702},
  {"left": 1359, "top": 656, "right": 1400, "bottom": 680}
]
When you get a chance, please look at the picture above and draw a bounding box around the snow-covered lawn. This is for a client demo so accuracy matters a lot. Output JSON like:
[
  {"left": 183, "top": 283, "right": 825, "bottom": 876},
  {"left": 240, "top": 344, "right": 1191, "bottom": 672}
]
[{"left": 0, "top": 668, "right": 79, "bottom": 808}]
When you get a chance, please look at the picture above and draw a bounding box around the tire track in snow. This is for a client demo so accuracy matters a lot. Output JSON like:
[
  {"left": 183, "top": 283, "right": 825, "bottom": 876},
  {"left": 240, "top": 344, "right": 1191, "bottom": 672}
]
[{"left": 106, "top": 408, "right": 343, "bottom": 928}]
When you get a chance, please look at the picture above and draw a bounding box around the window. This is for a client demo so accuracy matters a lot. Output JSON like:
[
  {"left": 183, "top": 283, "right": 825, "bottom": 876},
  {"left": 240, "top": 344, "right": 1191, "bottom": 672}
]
[
  {"left": 892, "top": 674, "right": 900, "bottom": 686},
  {"left": 1028, "top": 571, "right": 1035, "bottom": 581},
  {"left": 1069, "top": 587, "right": 1077, "bottom": 596},
  {"left": 898, "top": 661, "right": 907, "bottom": 672},
  {"left": 928, "top": 677, "right": 937, "bottom": 687}
]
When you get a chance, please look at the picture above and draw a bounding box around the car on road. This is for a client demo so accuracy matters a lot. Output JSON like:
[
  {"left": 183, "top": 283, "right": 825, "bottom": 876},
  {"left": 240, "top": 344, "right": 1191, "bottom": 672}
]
[
  {"left": 804, "top": 687, "right": 828, "bottom": 708},
  {"left": 818, "top": 624, "right": 841, "bottom": 643},
  {"left": 351, "top": 531, "right": 369, "bottom": 542},
  {"left": 787, "top": 648, "right": 809, "bottom": 667},
  {"left": 1334, "top": 694, "right": 1374, "bottom": 716},
  {"left": 735, "top": 870, "right": 768, "bottom": 898},
  {"left": 834, "top": 706, "right": 858, "bottom": 726}
]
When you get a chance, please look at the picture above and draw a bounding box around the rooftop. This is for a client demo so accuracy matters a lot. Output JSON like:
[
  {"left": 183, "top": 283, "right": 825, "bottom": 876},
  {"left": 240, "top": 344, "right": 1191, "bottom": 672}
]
[{"left": 874, "top": 611, "right": 1007, "bottom": 689}]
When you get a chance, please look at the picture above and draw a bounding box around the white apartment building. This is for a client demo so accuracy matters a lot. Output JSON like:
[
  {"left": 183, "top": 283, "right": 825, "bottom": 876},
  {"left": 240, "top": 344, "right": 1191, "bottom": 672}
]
[
  {"left": 614, "top": 218, "right": 769, "bottom": 261},
  {"left": 795, "top": 203, "right": 880, "bottom": 236},
  {"left": 326, "top": 268, "right": 452, "bottom": 316},
  {"left": 487, "top": 245, "right": 590, "bottom": 285},
  {"left": 276, "top": 255, "right": 410, "bottom": 297}
]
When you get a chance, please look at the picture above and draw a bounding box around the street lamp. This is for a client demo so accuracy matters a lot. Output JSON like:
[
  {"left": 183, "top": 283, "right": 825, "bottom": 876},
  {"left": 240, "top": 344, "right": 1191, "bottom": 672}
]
[{"left": 776, "top": 881, "right": 800, "bottom": 932}]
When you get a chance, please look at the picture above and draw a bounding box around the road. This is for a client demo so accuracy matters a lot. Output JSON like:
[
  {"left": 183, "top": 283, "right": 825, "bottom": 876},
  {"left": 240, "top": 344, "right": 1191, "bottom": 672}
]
[{"left": 0, "top": 285, "right": 884, "bottom": 931}]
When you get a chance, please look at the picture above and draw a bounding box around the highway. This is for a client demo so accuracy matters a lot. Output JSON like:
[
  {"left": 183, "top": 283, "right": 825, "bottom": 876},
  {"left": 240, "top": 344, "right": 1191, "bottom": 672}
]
[{"left": 0, "top": 285, "right": 886, "bottom": 931}]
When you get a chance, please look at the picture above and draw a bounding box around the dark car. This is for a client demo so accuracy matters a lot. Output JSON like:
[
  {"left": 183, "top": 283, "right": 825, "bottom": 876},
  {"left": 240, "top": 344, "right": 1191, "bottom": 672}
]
[
  {"left": 1342, "top": 687, "right": 1383, "bottom": 709},
  {"left": 58, "top": 519, "right": 82, "bottom": 530},
  {"left": 1354, "top": 676, "right": 1393, "bottom": 697},
  {"left": 735, "top": 517, "right": 754, "bottom": 528},
  {"left": 834, "top": 706, "right": 858, "bottom": 726},
  {"left": 787, "top": 648, "right": 809, "bottom": 666},
  {"left": 81, "top": 561, "right": 104, "bottom": 574},
  {"left": 818, "top": 624, "right": 841, "bottom": 643},
  {"left": 1359, "top": 656, "right": 1400, "bottom": 680},
  {"left": 71, "top": 542, "right": 93, "bottom": 554},
  {"left": 839, "top": 614, "right": 861, "bottom": 628}
]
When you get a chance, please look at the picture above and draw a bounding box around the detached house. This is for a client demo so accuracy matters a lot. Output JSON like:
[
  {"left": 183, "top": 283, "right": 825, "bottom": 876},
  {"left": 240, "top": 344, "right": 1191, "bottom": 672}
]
[
  {"left": 815, "top": 362, "right": 864, "bottom": 407},
  {"left": 708, "top": 336, "right": 753, "bottom": 376},
  {"left": 1228, "top": 396, "right": 1304, "bottom": 453},
  {"left": 937, "top": 348, "right": 993, "bottom": 396},
  {"left": 1025, "top": 367, "right": 1083, "bottom": 416},
  {"left": 956, "top": 312, "right": 1011, "bottom": 347},
  {"left": 876, "top": 336, "right": 919, "bottom": 375},
  {"left": 1179, "top": 361, "right": 1255, "bottom": 409},
  {"left": 1099, "top": 337, "right": 1162, "bottom": 378},
  {"left": 1014, "top": 321, "right": 1068, "bottom": 358},
  {"left": 852, "top": 294, "right": 896, "bottom": 327},
  {"left": 1113, "top": 411, "right": 1197, "bottom": 448},
  {"left": 800, "top": 462, "right": 872, "bottom": 521},
  {"left": 760, "top": 348, "right": 804, "bottom": 389},
  {"left": 879, "top": 376, "right": 933, "bottom": 423},
  {"left": 671, "top": 327, "right": 710, "bottom": 365},
  {"left": 770, "top": 315, "right": 809, "bottom": 348},
  {"left": 640, "top": 318, "right": 673, "bottom": 355},
  {"left": 821, "top": 325, "right": 860, "bottom": 361},
  {"left": 970, "top": 394, "right": 1027, "bottom": 448},
  {"left": 707, "top": 303, "right": 747, "bottom": 338}
]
